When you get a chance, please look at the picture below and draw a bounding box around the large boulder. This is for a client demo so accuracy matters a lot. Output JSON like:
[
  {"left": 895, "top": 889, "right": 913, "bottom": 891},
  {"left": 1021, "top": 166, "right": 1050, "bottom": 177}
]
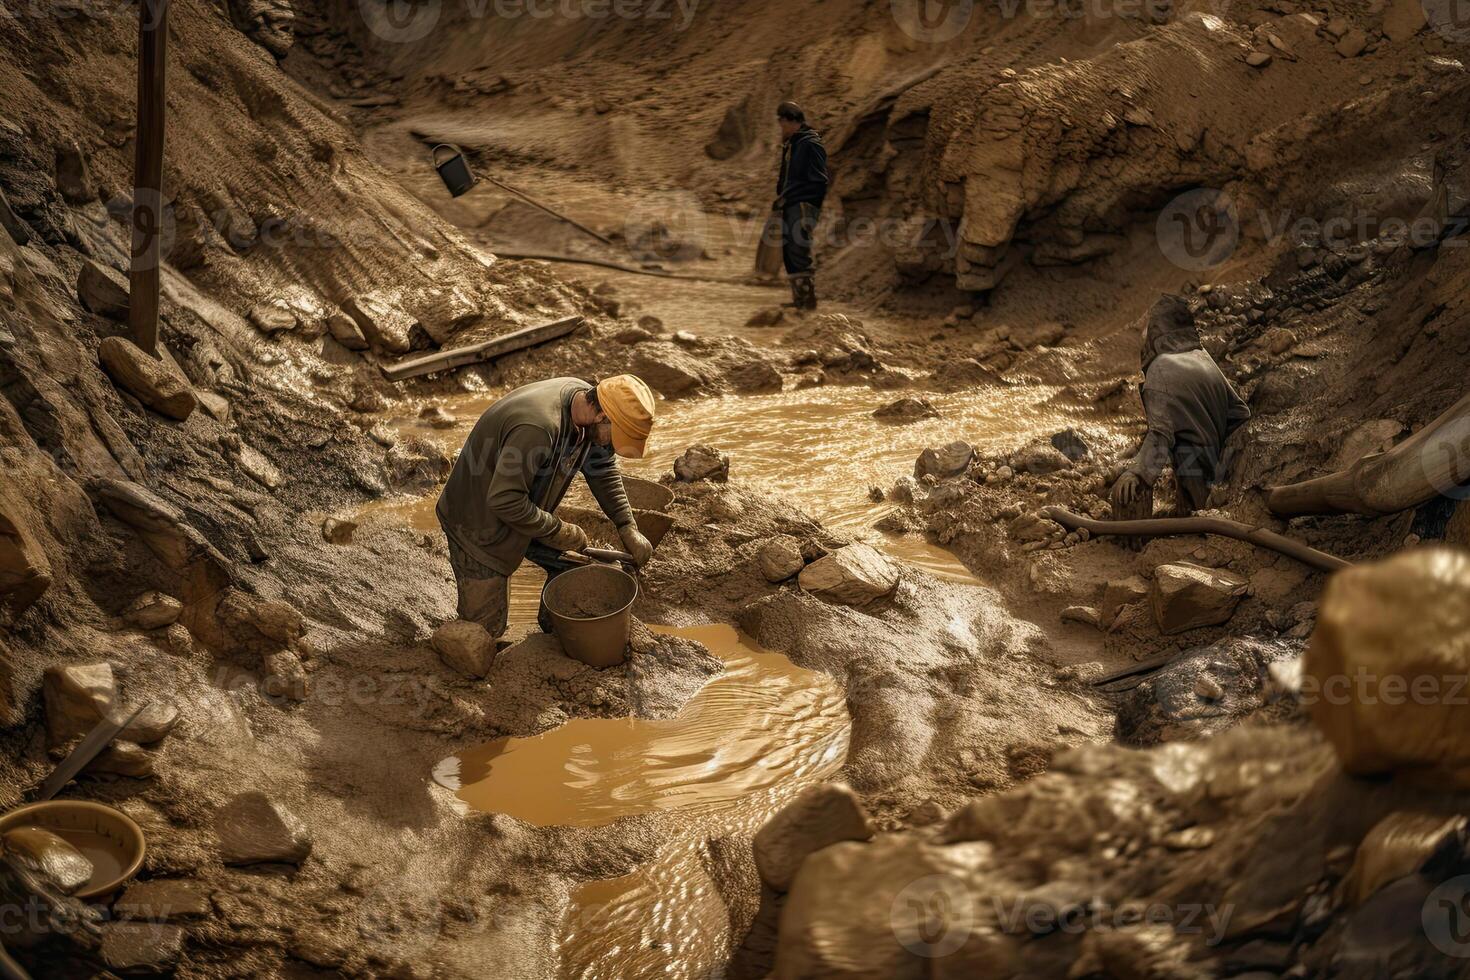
[
  {"left": 432, "top": 620, "right": 497, "bottom": 679},
  {"left": 214, "top": 791, "right": 313, "bottom": 865},
  {"left": 798, "top": 544, "right": 900, "bottom": 606},
  {"left": 98, "top": 337, "right": 198, "bottom": 421},
  {"left": 775, "top": 834, "right": 1008, "bottom": 976},
  {"left": 77, "top": 260, "right": 129, "bottom": 320},
  {"left": 43, "top": 662, "right": 117, "bottom": 747},
  {"left": 1149, "top": 562, "right": 1248, "bottom": 634},
  {"left": 674, "top": 445, "right": 729, "bottom": 482},
  {"left": 914, "top": 440, "right": 973, "bottom": 479},
  {"left": 1305, "top": 548, "right": 1470, "bottom": 784},
  {"left": 753, "top": 782, "right": 874, "bottom": 892}
]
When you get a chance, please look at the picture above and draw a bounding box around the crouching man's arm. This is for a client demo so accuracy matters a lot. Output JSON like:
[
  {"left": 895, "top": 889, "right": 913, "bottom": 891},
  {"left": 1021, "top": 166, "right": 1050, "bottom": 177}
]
[{"left": 582, "top": 446, "right": 652, "bottom": 565}]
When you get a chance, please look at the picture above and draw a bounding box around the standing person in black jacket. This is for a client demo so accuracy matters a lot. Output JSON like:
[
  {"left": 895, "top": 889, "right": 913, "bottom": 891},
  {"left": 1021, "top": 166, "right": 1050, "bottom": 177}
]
[{"left": 773, "top": 102, "right": 829, "bottom": 310}]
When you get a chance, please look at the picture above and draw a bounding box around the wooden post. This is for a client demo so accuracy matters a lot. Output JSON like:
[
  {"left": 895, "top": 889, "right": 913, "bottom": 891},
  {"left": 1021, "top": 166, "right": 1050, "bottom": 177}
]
[{"left": 129, "top": 0, "right": 169, "bottom": 358}]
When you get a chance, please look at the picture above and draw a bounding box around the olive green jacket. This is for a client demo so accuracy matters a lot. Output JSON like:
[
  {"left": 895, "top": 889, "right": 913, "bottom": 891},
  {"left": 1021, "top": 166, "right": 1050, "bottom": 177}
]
[{"left": 435, "top": 378, "right": 634, "bottom": 575}]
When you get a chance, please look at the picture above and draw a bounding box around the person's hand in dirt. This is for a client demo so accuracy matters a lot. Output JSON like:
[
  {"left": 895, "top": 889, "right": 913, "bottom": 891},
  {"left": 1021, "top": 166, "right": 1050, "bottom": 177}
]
[
  {"left": 619, "top": 524, "right": 653, "bottom": 567},
  {"left": 1109, "top": 472, "right": 1153, "bottom": 551},
  {"left": 543, "top": 520, "right": 589, "bottom": 554}
]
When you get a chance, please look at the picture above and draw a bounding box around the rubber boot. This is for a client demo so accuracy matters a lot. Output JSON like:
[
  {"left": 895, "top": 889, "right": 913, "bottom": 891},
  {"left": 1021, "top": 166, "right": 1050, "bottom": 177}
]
[
  {"left": 781, "top": 278, "right": 803, "bottom": 308},
  {"left": 802, "top": 277, "right": 819, "bottom": 310}
]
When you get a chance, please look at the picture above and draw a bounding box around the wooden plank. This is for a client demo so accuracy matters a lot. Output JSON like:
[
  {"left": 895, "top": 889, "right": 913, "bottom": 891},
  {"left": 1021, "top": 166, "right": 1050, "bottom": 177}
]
[
  {"left": 1089, "top": 650, "right": 1182, "bottom": 687},
  {"left": 381, "top": 315, "right": 583, "bottom": 382},
  {"left": 129, "top": 0, "right": 169, "bottom": 358}
]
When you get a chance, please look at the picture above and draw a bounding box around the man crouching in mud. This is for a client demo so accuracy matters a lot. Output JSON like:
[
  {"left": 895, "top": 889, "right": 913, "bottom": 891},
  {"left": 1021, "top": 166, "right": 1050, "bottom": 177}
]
[
  {"left": 774, "top": 101, "right": 829, "bottom": 311},
  {"left": 1110, "top": 295, "right": 1251, "bottom": 546},
  {"left": 436, "top": 375, "right": 657, "bottom": 637}
]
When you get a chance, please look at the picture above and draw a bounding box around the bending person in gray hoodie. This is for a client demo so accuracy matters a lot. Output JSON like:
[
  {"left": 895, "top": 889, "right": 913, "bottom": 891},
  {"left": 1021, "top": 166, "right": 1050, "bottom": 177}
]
[{"left": 1110, "top": 294, "right": 1251, "bottom": 539}]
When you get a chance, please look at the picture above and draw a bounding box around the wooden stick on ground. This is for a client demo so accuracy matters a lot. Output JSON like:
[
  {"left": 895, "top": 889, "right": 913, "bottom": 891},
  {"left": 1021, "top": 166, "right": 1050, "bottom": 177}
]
[
  {"left": 380, "top": 315, "right": 583, "bottom": 382},
  {"left": 128, "top": 0, "right": 169, "bottom": 357},
  {"left": 1267, "top": 392, "right": 1470, "bottom": 517},
  {"left": 1041, "top": 507, "right": 1353, "bottom": 573}
]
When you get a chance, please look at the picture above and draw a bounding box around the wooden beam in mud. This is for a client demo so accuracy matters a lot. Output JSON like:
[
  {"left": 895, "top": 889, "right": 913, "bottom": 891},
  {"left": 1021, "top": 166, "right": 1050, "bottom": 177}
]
[
  {"left": 129, "top": 0, "right": 169, "bottom": 358},
  {"left": 380, "top": 315, "right": 584, "bottom": 382}
]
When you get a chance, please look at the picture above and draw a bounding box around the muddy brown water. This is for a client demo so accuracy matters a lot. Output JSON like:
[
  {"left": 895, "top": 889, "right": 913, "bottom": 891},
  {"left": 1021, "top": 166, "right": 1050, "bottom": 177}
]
[{"left": 433, "top": 625, "right": 849, "bottom": 978}]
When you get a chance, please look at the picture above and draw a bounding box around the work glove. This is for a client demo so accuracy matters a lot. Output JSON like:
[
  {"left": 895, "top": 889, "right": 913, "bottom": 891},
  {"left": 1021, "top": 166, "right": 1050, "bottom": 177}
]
[
  {"left": 619, "top": 524, "right": 654, "bottom": 568},
  {"left": 542, "top": 520, "right": 589, "bottom": 554}
]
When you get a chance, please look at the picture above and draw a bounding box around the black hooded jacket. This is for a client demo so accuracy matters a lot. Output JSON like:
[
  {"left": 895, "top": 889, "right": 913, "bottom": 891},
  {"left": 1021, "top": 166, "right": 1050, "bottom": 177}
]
[{"left": 776, "top": 126, "right": 829, "bottom": 209}]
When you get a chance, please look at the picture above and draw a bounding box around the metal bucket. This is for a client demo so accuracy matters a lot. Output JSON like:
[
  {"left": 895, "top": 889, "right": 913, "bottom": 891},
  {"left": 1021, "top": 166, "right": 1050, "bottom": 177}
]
[
  {"left": 543, "top": 563, "right": 638, "bottom": 669},
  {"left": 433, "top": 144, "right": 476, "bottom": 198}
]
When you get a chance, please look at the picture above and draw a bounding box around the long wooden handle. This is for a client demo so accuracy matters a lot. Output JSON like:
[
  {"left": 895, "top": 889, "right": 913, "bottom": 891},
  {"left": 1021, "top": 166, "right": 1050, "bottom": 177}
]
[{"left": 1041, "top": 507, "right": 1352, "bottom": 573}]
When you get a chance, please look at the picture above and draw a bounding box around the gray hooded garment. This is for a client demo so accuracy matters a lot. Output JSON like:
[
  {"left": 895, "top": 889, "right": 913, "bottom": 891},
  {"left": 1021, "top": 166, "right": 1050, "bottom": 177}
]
[{"left": 1126, "top": 312, "right": 1251, "bottom": 504}]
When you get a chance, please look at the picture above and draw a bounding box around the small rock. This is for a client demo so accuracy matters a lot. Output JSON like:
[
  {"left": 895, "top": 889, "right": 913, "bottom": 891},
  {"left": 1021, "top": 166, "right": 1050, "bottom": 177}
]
[
  {"left": 101, "top": 922, "right": 185, "bottom": 972},
  {"left": 995, "top": 465, "right": 1015, "bottom": 481},
  {"left": 1050, "top": 428, "right": 1089, "bottom": 461},
  {"left": 98, "top": 337, "right": 198, "bottom": 421},
  {"left": 1100, "top": 575, "right": 1149, "bottom": 625},
  {"left": 343, "top": 295, "right": 415, "bottom": 354},
  {"left": 799, "top": 544, "right": 900, "bottom": 606},
  {"left": 196, "top": 390, "right": 231, "bottom": 423},
  {"left": 55, "top": 142, "right": 96, "bottom": 204},
  {"left": 1060, "top": 606, "right": 1102, "bottom": 629},
  {"left": 1194, "top": 675, "right": 1225, "bottom": 700},
  {"left": 758, "top": 535, "right": 806, "bottom": 582},
  {"left": 1012, "top": 442, "right": 1071, "bottom": 475},
  {"left": 1335, "top": 28, "right": 1368, "bottom": 57},
  {"left": 43, "top": 662, "right": 117, "bottom": 747},
  {"left": 122, "top": 702, "right": 180, "bottom": 745},
  {"left": 327, "top": 311, "right": 369, "bottom": 351},
  {"left": 752, "top": 782, "right": 873, "bottom": 892},
  {"left": 78, "top": 260, "right": 130, "bottom": 320},
  {"left": 237, "top": 444, "right": 282, "bottom": 489},
  {"left": 114, "top": 878, "right": 213, "bottom": 920},
  {"left": 674, "top": 445, "right": 730, "bottom": 482},
  {"left": 89, "top": 740, "right": 154, "bottom": 777},
  {"left": 248, "top": 301, "right": 298, "bottom": 334},
  {"left": 1, "top": 828, "right": 93, "bottom": 893},
  {"left": 432, "top": 620, "right": 497, "bottom": 679},
  {"left": 321, "top": 517, "right": 357, "bottom": 544},
  {"left": 1246, "top": 49, "right": 1273, "bottom": 66},
  {"left": 873, "top": 397, "right": 939, "bottom": 424},
  {"left": 615, "top": 326, "right": 654, "bottom": 345},
  {"left": 1150, "top": 562, "right": 1248, "bottom": 634},
  {"left": 914, "top": 440, "right": 974, "bottom": 479},
  {"left": 419, "top": 405, "right": 457, "bottom": 429},
  {"left": 124, "top": 591, "right": 182, "bottom": 629},
  {"left": 214, "top": 791, "right": 313, "bottom": 866},
  {"left": 745, "top": 307, "right": 785, "bottom": 328}
]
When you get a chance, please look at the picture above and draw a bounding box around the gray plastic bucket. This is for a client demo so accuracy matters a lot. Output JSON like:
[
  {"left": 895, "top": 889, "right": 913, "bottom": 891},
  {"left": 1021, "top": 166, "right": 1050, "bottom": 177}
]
[{"left": 543, "top": 563, "right": 638, "bottom": 669}]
